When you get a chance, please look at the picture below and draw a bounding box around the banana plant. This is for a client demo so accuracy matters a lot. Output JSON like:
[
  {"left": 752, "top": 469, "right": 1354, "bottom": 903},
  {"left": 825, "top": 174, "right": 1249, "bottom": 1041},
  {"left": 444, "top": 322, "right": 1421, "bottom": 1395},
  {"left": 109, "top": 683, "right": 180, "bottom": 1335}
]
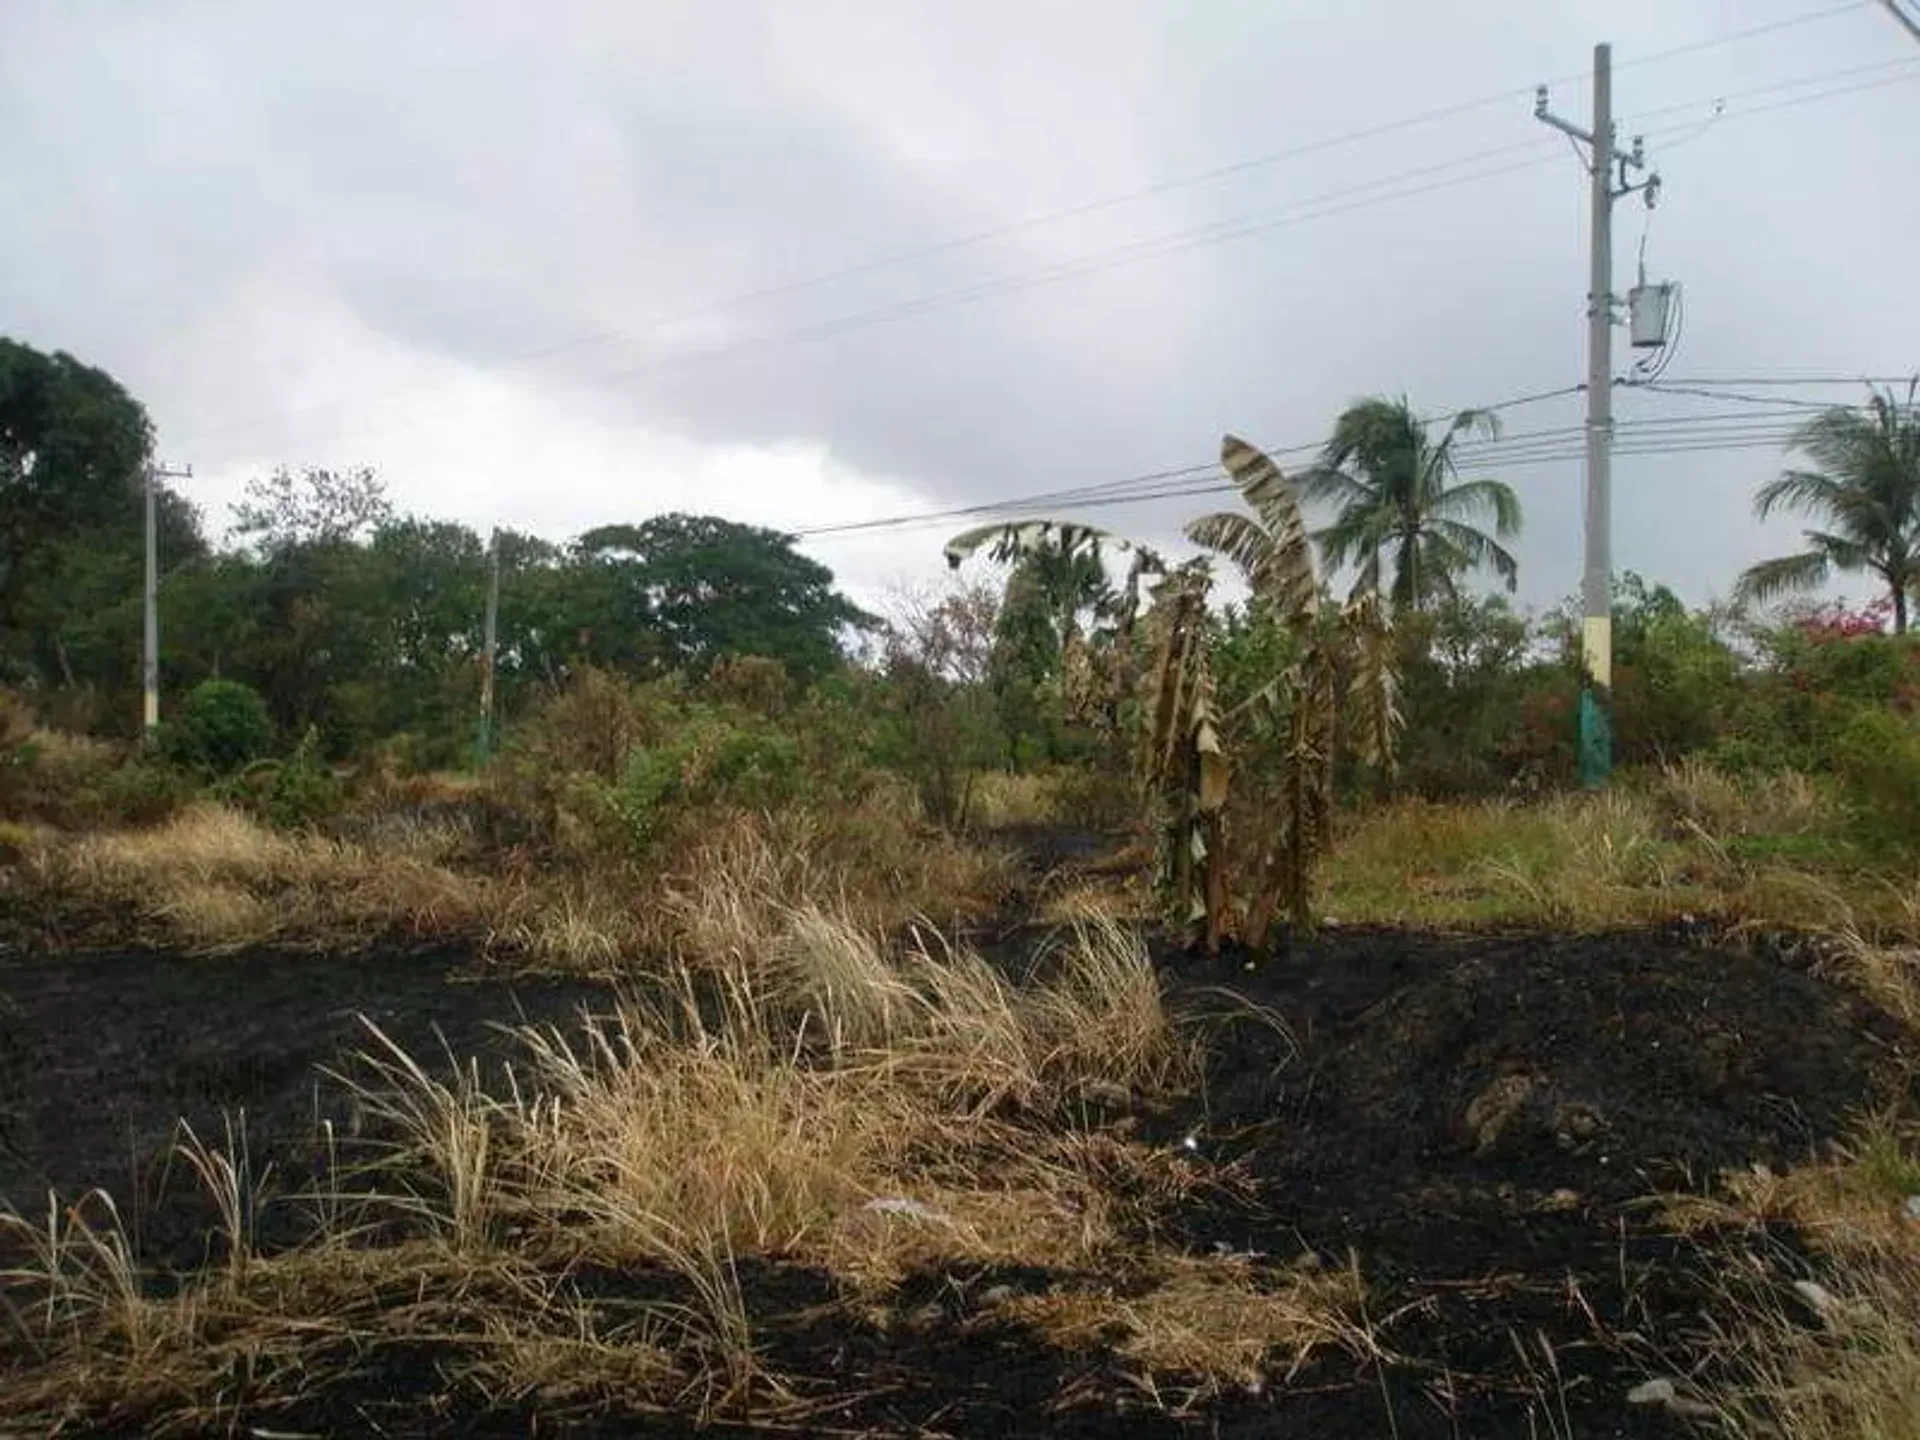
[
  {"left": 944, "top": 435, "right": 1401, "bottom": 954},
  {"left": 1186, "top": 435, "right": 1402, "bottom": 945}
]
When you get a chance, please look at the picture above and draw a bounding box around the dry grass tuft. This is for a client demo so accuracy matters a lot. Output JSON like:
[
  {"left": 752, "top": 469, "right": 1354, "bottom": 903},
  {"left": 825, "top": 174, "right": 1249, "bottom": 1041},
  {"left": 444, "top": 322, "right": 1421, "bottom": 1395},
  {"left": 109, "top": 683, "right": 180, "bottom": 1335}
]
[
  {"left": 966, "top": 769, "right": 1061, "bottom": 829},
  {"left": 1659, "top": 1033, "right": 1920, "bottom": 1438},
  {"left": 12, "top": 794, "right": 1013, "bottom": 969},
  {"left": 28, "top": 803, "right": 496, "bottom": 952},
  {"left": 0, "top": 902, "right": 1230, "bottom": 1429},
  {"left": 1652, "top": 759, "right": 1830, "bottom": 841},
  {"left": 655, "top": 804, "right": 1012, "bottom": 963},
  {"left": 1327, "top": 770, "right": 1893, "bottom": 935},
  {"left": 1006, "top": 1251, "right": 1372, "bottom": 1400}
]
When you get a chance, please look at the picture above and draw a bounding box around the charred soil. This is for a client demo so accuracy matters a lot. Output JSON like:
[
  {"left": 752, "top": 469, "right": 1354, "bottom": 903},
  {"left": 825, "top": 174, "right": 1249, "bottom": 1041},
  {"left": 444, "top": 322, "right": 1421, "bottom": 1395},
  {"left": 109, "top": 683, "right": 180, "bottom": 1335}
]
[{"left": 0, "top": 912, "right": 1912, "bottom": 1435}]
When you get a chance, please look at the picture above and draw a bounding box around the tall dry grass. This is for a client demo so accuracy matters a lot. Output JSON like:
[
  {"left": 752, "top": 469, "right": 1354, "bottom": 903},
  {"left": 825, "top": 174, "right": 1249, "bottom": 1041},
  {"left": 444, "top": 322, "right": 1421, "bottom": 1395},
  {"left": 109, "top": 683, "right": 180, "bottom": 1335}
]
[
  {"left": 1328, "top": 765, "right": 1889, "bottom": 934},
  {"left": 1, "top": 905, "right": 1355, "bottom": 1430},
  {"left": 1678, "top": 1119, "right": 1920, "bottom": 1440},
  {"left": 25, "top": 803, "right": 496, "bottom": 952},
  {"left": 350, "top": 910, "right": 1199, "bottom": 1277},
  {"left": 15, "top": 793, "right": 1013, "bottom": 968},
  {"left": 1649, "top": 913, "right": 1920, "bottom": 1439}
]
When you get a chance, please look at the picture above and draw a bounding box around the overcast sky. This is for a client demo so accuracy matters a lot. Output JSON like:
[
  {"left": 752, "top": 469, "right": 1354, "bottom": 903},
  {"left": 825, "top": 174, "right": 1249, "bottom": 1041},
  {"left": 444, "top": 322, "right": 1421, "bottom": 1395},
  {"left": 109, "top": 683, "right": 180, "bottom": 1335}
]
[{"left": 3, "top": 0, "right": 1916, "bottom": 616}]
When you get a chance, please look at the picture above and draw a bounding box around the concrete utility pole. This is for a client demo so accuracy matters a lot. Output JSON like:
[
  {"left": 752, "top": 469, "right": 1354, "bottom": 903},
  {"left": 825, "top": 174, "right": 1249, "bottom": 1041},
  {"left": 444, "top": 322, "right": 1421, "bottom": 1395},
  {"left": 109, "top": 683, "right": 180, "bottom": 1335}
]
[
  {"left": 143, "top": 460, "right": 193, "bottom": 742},
  {"left": 1880, "top": 0, "right": 1920, "bottom": 45},
  {"left": 476, "top": 527, "right": 502, "bottom": 764},
  {"left": 1535, "top": 45, "right": 1657, "bottom": 788}
]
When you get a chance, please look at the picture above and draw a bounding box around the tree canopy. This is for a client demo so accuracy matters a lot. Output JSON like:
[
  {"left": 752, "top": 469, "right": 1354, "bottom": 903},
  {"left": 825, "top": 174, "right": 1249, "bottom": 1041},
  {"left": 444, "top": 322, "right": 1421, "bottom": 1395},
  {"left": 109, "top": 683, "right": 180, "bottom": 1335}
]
[
  {"left": 0, "top": 340, "right": 878, "bottom": 753},
  {"left": 1736, "top": 384, "right": 1920, "bottom": 634},
  {"left": 1300, "top": 396, "right": 1522, "bottom": 610},
  {"left": 0, "top": 337, "right": 154, "bottom": 634}
]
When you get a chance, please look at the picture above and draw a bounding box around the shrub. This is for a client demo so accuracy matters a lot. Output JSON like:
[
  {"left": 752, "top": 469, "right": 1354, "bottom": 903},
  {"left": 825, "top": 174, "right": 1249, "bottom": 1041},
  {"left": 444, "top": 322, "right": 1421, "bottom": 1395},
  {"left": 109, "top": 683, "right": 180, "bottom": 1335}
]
[
  {"left": 165, "top": 680, "right": 274, "bottom": 775},
  {"left": 0, "top": 727, "right": 191, "bottom": 829},
  {"left": 607, "top": 707, "right": 804, "bottom": 852},
  {"left": 701, "top": 654, "right": 795, "bottom": 718},
  {"left": 1828, "top": 702, "right": 1920, "bottom": 856},
  {"left": 1613, "top": 607, "right": 1743, "bottom": 765},
  {"left": 1391, "top": 597, "right": 1544, "bottom": 796},
  {"left": 500, "top": 670, "right": 824, "bottom": 862},
  {"left": 225, "top": 726, "right": 345, "bottom": 830}
]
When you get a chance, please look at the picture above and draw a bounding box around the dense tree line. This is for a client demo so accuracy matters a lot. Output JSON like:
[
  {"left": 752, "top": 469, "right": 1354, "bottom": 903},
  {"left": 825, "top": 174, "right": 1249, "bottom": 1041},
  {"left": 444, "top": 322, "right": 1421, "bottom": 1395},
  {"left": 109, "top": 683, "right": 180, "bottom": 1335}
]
[
  {"left": 1, "top": 336, "right": 873, "bottom": 762},
  {"left": 6, "top": 331, "right": 1918, "bottom": 813}
]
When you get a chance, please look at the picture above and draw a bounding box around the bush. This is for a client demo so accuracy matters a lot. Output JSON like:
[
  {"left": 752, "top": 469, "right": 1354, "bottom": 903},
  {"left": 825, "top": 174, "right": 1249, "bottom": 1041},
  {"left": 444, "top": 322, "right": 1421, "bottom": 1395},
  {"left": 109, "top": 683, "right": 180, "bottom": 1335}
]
[
  {"left": 606, "top": 706, "right": 804, "bottom": 852},
  {"left": 224, "top": 726, "right": 346, "bottom": 829},
  {"left": 1828, "top": 702, "right": 1920, "bottom": 856},
  {"left": 165, "top": 680, "right": 274, "bottom": 775},
  {"left": 1391, "top": 597, "right": 1546, "bottom": 796},
  {"left": 1613, "top": 607, "right": 1743, "bottom": 765},
  {"left": 500, "top": 670, "right": 825, "bottom": 861},
  {"left": 0, "top": 728, "right": 191, "bottom": 829}
]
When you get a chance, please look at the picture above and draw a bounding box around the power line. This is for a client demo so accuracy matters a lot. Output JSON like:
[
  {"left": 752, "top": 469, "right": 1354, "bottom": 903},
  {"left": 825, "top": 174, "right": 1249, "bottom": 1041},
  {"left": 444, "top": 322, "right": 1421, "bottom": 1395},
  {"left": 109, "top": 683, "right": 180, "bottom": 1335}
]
[
  {"left": 1614, "top": 1, "right": 1876, "bottom": 73},
  {"left": 802, "top": 427, "right": 1813, "bottom": 545},
  {"left": 817, "top": 418, "right": 1825, "bottom": 538},
  {"left": 793, "top": 388, "right": 1851, "bottom": 543},
  {"left": 165, "top": 7, "right": 1897, "bottom": 452},
  {"left": 632, "top": 382, "right": 1850, "bottom": 548},
  {"left": 809, "top": 418, "right": 1826, "bottom": 544},
  {"left": 1630, "top": 382, "right": 1842, "bottom": 411},
  {"left": 1646, "top": 373, "right": 1917, "bottom": 387},
  {"left": 176, "top": 55, "right": 1920, "bottom": 463},
  {"left": 424, "top": 62, "right": 1920, "bottom": 401},
  {"left": 793, "top": 385, "right": 1586, "bottom": 539}
]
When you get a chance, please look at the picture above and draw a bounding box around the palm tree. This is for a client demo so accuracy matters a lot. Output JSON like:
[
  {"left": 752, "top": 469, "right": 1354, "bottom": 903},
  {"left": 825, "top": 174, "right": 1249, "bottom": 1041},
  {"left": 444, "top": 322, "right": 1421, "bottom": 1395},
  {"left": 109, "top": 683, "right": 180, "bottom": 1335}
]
[
  {"left": 1736, "top": 383, "right": 1920, "bottom": 634},
  {"left": 1299, "top": 396, "right": 1523, "bottom": 609}
]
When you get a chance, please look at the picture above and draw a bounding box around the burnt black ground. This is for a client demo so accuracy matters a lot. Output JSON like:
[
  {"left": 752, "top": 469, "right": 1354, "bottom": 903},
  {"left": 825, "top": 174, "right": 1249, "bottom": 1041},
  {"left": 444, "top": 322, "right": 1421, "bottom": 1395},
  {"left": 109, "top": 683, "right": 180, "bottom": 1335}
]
[
  {"left": 1155, "top": 923, "right": 1914, "bottom": 1437},
  {"left": 0, "top": 942, "right": 612, "bottom": 1266},
  {"left": 1, "top": 914, "right": 1912, "bottom": 1436}
]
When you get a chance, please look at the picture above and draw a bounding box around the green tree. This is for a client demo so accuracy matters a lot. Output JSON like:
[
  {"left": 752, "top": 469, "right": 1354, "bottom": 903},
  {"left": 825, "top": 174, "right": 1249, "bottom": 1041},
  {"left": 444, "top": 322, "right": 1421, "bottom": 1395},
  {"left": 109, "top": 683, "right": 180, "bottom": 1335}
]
[
  {"left": 1300, "top": 396, "right": 1522, "bottom": 610},
  {"left": 0, "top": 337, "right": 154, "bottom": 639},
  {"left": 1735, "top": 383, "right": 1920, "bottom": 634},
  {"left": 7, "top": 481, "right": 207, "bottom": 728},
  {"left": 574, "top": 514, "right": 872, "bottom": 680},
  {"left": 231, "top": 465, "right": 393, "bottom": 550},
  {"left": 987, "top": 530, "right": 1111, "bottom": 763}
]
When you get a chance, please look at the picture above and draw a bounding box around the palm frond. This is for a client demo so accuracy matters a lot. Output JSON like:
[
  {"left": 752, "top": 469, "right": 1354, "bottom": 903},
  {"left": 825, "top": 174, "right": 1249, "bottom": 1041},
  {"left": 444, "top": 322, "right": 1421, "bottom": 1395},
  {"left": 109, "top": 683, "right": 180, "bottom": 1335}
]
[
  {"left": 1312, "top": 507, "right": 1393, "bottom": 575},
  {"left": 1430, "top": 478, "right": 1523, "bottom": 536},
  {"left": 1753, "top": 469, "right": 1861, "bottom": 525},
  {"left": 1802, "top": 529, "right": 1873, "bottom": 570},
  {"left": 1445, "top": 407, "right": 1503, "bottom": 443},
  {"left": 1295, "top": 465, "right": 1375, "bottom": 508},
  {"left": 1734, "top": 550, "right": 1832, "bottom": 604},
  {"left": 1429, "top": 518, "right": 1519, "bottom": 592}
]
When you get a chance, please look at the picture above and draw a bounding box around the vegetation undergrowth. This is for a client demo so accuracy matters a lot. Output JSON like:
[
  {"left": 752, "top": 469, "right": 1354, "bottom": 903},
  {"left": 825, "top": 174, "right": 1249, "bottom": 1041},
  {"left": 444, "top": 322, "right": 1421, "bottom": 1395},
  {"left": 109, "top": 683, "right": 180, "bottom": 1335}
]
[{"left": 1326, "top": 763, "right": 1916, "bottom": 935}]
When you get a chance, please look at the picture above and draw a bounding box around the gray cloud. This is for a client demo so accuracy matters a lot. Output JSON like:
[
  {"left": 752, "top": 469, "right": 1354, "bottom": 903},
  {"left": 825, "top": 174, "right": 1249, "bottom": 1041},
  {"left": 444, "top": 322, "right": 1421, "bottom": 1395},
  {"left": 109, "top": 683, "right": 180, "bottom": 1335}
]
[{"left": 2, "top": 0, "right": 1915, "bottom": 611}]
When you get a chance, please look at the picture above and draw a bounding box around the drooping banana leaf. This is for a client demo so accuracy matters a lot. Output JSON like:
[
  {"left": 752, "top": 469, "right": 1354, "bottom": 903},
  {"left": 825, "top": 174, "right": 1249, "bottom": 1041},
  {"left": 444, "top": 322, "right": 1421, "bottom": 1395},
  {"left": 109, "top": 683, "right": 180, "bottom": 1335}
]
[
  {"left": 943, "top": 518, "right": 1141, "bottom": 572},
  {"left": 1341, "top": 588, "right": 1402, "bottom": 777},
  {"left": 1184, "top": 436, "right": 1321, "bottom": 625}
]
